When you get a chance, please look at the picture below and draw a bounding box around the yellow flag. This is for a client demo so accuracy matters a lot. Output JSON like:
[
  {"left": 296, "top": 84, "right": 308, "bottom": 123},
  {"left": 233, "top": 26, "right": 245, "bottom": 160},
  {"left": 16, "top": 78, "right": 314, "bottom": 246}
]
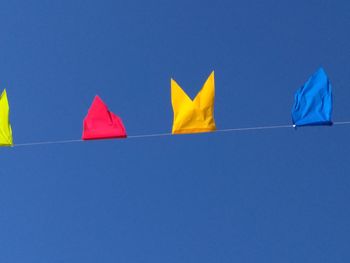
[
  {"left": 0, "top": 89, "right": 13, "bottom": 146},
  {"left": 171, "top": 71, "right": 216, "bottom": 134}
]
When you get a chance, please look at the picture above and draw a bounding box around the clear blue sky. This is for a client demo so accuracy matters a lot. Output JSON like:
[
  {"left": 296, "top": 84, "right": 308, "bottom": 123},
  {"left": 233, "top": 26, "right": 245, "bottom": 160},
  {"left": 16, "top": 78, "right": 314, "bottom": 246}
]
[{"left": 1, "top": 0, "right": 350, "bottom": 262}]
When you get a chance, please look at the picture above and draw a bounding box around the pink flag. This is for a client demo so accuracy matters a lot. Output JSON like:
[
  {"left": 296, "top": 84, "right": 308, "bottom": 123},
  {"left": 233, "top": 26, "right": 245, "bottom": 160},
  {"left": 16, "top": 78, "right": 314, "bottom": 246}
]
[{"left": 82, "top": 96, "right": 127, "bottom": 140}]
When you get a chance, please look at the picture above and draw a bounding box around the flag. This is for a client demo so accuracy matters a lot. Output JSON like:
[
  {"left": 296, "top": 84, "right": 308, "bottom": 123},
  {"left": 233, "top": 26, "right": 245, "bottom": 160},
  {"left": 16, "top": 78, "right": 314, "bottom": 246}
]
[
  {"left": 82, "top": 95, "right": 127, "bottom": 140},
  {"left": 0, "top": 89, "right": 13, "bottom": 146},
  {"left": 171, "top": 71, "right": 216, "bottom": 134},
  {"left": 292, "top": 68, "right": 332, "bottom": 126}
]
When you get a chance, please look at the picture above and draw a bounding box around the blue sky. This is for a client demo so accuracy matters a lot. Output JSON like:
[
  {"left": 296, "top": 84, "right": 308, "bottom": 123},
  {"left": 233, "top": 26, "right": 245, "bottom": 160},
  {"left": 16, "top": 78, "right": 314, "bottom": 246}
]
[{"left": 1, "top": 0, "right": 350, "bottom": 262}]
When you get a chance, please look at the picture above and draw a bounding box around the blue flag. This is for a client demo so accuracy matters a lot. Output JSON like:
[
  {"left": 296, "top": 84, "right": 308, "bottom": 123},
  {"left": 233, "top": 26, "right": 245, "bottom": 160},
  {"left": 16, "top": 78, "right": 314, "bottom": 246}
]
[{"left": 291, "top": 68, "right": 333, "bottom": 126}]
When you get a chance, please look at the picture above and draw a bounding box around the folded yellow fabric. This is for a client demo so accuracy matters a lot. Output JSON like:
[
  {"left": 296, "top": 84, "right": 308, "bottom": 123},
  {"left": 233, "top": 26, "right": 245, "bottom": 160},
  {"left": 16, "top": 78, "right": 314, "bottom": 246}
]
[
  {"left": 0, "top": 89, "right": 13, "bottom": 146},
  {"left": 171, "top": 71, "right": 216, "bottom": 134}
]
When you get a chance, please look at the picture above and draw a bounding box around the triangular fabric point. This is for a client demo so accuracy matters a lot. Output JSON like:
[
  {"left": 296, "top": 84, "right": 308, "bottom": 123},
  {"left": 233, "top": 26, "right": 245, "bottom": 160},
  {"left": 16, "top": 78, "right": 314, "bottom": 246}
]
[
  {"left": 291, "top": 67, "right": 333, "bottom": 127},
  {"left": 82, "top": 95, "right": 127, "bottom": 140},
  {"left": 0, "top": 89, "right": 13, "bottom": 147}
]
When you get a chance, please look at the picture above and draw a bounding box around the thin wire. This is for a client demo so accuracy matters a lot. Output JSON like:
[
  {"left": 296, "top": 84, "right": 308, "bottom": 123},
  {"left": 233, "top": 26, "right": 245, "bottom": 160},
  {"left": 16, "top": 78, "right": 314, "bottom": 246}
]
[
  {"left": 333, "top": 121, "right": 350, "bottom": 125},
  {"left": 128, "top": 132, "right": 172, "bottom": 139},
  {"left": 215, "top": 124, "right": 293, "bottom": 132},
  {"left": 11, "top": 121, "right": 350, "bottom": 148},
  {"left": 14, "top": 139, "right": 83, "bottom": 147}
]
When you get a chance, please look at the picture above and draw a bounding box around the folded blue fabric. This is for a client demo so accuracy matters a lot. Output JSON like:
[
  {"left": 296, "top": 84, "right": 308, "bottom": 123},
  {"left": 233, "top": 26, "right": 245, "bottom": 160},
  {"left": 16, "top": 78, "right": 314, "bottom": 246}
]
[{"left": 292, "top": 68, "right": 333, "bottom": 126}]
